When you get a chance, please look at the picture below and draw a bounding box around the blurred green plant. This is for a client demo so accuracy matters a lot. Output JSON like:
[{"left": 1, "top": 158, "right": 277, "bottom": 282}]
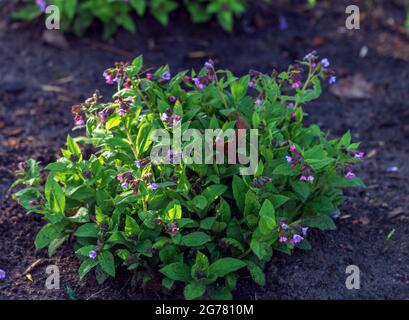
[{"left": 12, "top": 0, "right": 247, "bottom": 38}]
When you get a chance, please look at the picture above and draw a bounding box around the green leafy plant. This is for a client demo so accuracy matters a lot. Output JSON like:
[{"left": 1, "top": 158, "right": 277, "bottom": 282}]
[
  {"left": 12, "top": 0, "right": 248, "bottom": 38},
  {"left": 12, "top": 53, "right": 364, "bottom": 299}
]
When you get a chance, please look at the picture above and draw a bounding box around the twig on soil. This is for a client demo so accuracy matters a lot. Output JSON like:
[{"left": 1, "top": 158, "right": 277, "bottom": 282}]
[
  {"left": 86, "top": 286, "right": 110, "bottom": 300},
  {"left": 22, "top": 258, "right": 44, "bottom": 276}
]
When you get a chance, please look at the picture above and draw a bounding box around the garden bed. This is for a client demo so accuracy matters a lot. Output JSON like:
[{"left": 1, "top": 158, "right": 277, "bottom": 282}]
[{"left": 1, "top": 0, "right": 409, "bottom": 299}]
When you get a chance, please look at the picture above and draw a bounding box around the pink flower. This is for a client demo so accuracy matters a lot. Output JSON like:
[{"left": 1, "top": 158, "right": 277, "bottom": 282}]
[
  {"left": 292, "top": 80, "right": 302, "bottom": 89},
  {"left": 289, "top": 145, "right": 296, "bottom": 152},
  {"left": 279, "top": 235, "right": 288, "bottom": 243},
  {"left": 74, "top": 115, "right": 84, "bottom": 126},
  {"left": 285, "top": 156, "right": 293, "bottom": 164},
  {"left": 255, "top": 98, "right": 263, "bottom": 105},
  {"left": 300, "top": 175, "right": 314, "bottom": 182},
  {"left": 170, "top": 226, "right": 179, "bottom": 234},
  {"left": 146, "top": 73, "right": 153, "bottom": 80},
  {"left": 161, "top": 113, "right": 169, "bottom": 121}
]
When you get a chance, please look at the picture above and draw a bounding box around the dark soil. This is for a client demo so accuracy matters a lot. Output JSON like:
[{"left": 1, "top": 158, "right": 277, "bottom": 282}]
[{"left": 1, "top": 0, "right": 409, "bottom": 300}]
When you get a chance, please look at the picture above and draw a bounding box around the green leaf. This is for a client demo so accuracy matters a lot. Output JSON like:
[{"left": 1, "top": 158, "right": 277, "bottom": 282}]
[
  {"left": 48, "top": 236, "right": 67, "bottom": 257},
  {"left": 202, "top": 184, "right": 228, "bottom": 206},
  {"left": 64, "top": 0, "right": 78, "bottom": 20},
  {"left": 74, "top": 223, "right": 99, "bottom": 238},
  {"left": 184, "top": 282, "right": 206, "bottom": 300},
  {"left": 232, "top": 175, "right": 247, "bottom": 212},
  {"left": 247, "top": 261, "right": 266, "bottom": 286},
  {"left": 258, "top": 199, "right": 276, "bottom": 235},
  {"left": 160, "top": 262, "right": 191, "bottom": 282},
  {"left": 208, "top": 258, "right": 246, "bottom": 277},
  {"left": 302, "top": 215, "right": 336, "bottom": 231},
  {"left": 181, "top": 232, "right": 211, "bottom": 247},
  {"left": 66, "top": 135, "right": 81, "bottom": 156},
  {"left": 191, "top": 195, "right": 208, "bottom": 210},
  {"left": 79, "top": 259, "right": 98, "bottom": 280},
  {"left": 105, "top": 115, "right": 122, "bottom": 130},
  {"left": 67, "top": 207, "right": 89, "bottom": 223},
  {"left": 131, "top": 0, "right": 146, "bottom": 15},
  {"left": 270, "top": 195, "right": 290, "bottom": 208},
  {"left": 35, "top": 224, "right": 60, "bottom": 250},
  {"left": 192, "top": 251, "right": 209, "bottom": 279},
  {"left": 11, "top": 5, "right": 42, "bottom": 20},
  {"left": 338, "top": 131, "right": 351, "bottom": 147},
  {"left": 97, "top": 251, "right": 115, "bottom": 277},
  {"left": 125, "top": 215, "right": 140, "bottom": 236},
  {"left": 116, "top": 13, "right": 136, "bottom": 33},
  {"left": 250, "top": 239, "right": 272, "bottom": 261},
  {"left": 165, "top": 200, "right": 182, "bottom": 221},
  {"left": 45, "top": 176, "right": 65, "bottom": 214},
  {"left": 244, "top": 190, "right": 260, "bottom": 218},
  {"left": 272, "top": 163, "right": 297, "bottom": 176}
]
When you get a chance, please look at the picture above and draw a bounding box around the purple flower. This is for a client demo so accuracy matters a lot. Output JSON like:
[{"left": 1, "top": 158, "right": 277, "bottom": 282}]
[
  {"left": 135, "top": 160, "right": 141, "bottom": 168},
  {"left": 168, "top": 96, "right": 176, "bottom": 103},
  {"left": 329, "top": 76, "right": 337, "bottom": 84},
  {"left": 255, "top": 98, "right": 262, "bottom": 105},
  {"left": 285, "top": 156, "right": 293, "bottom": 164},
  {"left": 301, "top": 227, "right": 309, "bottom": 236},
  {"left": 172, "top": 114, "right": 181, "bottom": 124},
  {"left": 292, "top": 234, "right": 304, "bottom": 244},
  {"left": 161, "top": 113, "right": 169, "bottom": 121},
  {"left": 204, "top": 60, "right": 214, "bottom": 69},
  {"left": 88, "top": 250, "right": 97, "bottom": 260},
  {"left": 354, "top": 152, "right": 364, "bottom": 160},
  {"left": 279, "top": 235, "right": 288, "bottom": 243},
  {"left": 386, "top": 166, "right": 398, "bottom": 173},
  {"left": 303, "top": 51, "right": 317, "bottom": 61},
  {"left": 17, "top": 161, "right": 26, "bottom": 170},
  {"left": 280, "top": 223, "right": 289, "bottom": 230},
  {"left": 98, "top": 111, "right": 106, "bottom": 123},
  {"left": 121, "top": 181, "right": 129, "bottom": 188},
  {"left": 36, "top": 0, "right": 47, "bottom": 13},
  {"left": 162, "top": 72, "right": 171, "bottom": 81},
  {"left": 192, "top": 78, "right": 204, "bottom": 90},
  {"left": 148, "top": 183, "right": 158, "bottom": 190},
  {"left": 345, "top": 171, "right": 356, "bottom": 179},
  {"left": 279, "top": 16, "right": 288, "bottom": 30},
  {"left": 321, "top": 58, "right": 330, "bottom": 68},
  {"left": 300, "top": 175, "right": 314, "bottom": 182},
  {"left": 28, "top": 200, "right": 37, "bottom": 206},
  {"left": 0, "top": 269, "right": 6, "bottom": 280},
  {"left": 248, "top": 81, "right": 256, "bottom": 88},
  {"left": 103, "top": 71, "right": 114, "bottom": 85}
]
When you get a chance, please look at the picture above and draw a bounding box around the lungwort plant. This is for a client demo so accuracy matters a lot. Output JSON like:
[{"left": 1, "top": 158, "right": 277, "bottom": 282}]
[{"left": 12, "top": 53, "right": 364, "bottom": 299}]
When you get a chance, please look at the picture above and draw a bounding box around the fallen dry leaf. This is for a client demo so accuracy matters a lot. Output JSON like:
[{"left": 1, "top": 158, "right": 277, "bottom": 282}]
[
  {"left": 330, "top": 74, "right": 373, "bottom": 100},
  {"left": 388, "top": 207, "right": 405, "bottom": 219},
  {"left": 42, "top": 30, "right": 69, "bottom": 49}
]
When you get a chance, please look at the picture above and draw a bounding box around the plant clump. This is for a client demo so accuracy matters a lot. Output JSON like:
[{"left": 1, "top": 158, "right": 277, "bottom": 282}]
[{"left": 12, "top": 54, "right": 364, "bottom": 300}]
